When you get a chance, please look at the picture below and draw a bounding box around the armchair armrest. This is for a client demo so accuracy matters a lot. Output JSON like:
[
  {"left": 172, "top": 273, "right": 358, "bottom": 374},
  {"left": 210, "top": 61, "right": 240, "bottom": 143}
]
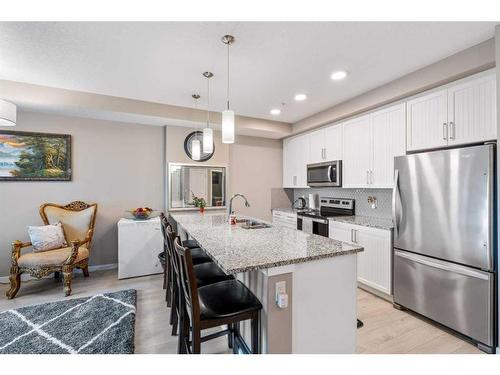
[
  {"left": 11, "top": 240, "right": 32, "bottom": 267},
  {"left": 64, "top": 229, "right": 93, "bottom": 265}
]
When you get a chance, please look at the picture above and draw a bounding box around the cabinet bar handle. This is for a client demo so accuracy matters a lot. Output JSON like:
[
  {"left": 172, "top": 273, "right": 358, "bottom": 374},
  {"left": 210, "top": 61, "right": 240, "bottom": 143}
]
[
  {"left": 442, "top": 122, "right": 448, "bottom": 140},
  {"left": 351, "top": 229, "right": 354, "bottom": 242},
  {"left": 449, "top": 121, "right": 455, "bottom": 140},
  {"left": 366, "top": 170, "right": 370, "bottom": 185}
]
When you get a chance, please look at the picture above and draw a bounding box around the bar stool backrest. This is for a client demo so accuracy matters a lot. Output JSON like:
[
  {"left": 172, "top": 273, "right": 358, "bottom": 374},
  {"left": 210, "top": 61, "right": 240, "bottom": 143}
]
[
  {"left": 173, "top": 237, "right": 200, "bottom": 323},
  {"left": 159, "top": 213, "right": 169, "bottom": 252}
]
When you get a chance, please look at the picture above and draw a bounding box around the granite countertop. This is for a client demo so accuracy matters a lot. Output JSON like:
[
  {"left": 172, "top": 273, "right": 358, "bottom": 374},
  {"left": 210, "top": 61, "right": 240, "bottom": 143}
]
[
  {"left": 169, "top": 211, "right": 363, "bottom": 274},
  {"left": 272, "top": 207, "right": 301, "bottom": 214},
  {"left": 330, "top": 215, "right": 394, "bottom": 230},
  {"left": 273, "top": 207, "right": 394, "bottom": 230}
]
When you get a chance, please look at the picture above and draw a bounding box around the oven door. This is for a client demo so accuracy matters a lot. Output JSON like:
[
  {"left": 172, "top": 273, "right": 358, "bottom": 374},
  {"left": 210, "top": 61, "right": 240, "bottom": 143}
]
[{"left": 307, "top": 161, "right": 341, "bottom": 187}]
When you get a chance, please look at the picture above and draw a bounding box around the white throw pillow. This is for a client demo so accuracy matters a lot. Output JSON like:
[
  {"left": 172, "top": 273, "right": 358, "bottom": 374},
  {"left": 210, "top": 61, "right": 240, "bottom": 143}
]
[{"left": 28, "top": 223, "right": 68, "bottom": 252}]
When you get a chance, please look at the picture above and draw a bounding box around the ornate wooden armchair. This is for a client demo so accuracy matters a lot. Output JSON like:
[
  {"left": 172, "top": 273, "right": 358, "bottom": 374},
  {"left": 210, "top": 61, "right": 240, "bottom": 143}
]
[{"left": 7, "top": 201, "right": 98, "bottom": 299}]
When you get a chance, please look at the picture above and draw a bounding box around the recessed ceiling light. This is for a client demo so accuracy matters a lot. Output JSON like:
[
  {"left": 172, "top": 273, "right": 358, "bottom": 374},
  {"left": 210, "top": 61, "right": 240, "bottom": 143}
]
[
  {"left": 331, "top": 70, "right": 348, "bottom": 81},
  {"left": 270, "top": 108, "right": 281, "bottom": 115},
  {"left": 294, "top": 94, "right": 307, "bottom": 101}
]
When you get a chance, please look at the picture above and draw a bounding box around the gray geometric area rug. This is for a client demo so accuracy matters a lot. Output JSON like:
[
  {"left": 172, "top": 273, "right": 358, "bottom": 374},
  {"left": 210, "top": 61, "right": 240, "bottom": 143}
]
[{"left": 0, "top": 289, "right": 137, "bottom": 354}]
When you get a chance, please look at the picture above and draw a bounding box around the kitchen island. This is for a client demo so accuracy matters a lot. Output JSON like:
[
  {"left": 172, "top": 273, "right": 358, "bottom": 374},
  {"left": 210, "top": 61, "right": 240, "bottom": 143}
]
[{"left": 169, "top": 210, "right": 363, "bottom": 354}]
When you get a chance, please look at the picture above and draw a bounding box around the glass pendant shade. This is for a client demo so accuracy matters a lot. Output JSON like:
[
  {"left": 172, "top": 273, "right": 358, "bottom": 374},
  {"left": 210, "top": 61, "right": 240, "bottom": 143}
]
[
  {"left": 222, "top": 110, "right": 235, "bottom": 144},
  {"left": 202, "top": 127, "right": 213, "bottom": 153},
  {"left": 192, "top": 139, "right": 201, "bottom": 161},
  {"left": 0, "top": 99, "right": 16, "bottom": 127}
]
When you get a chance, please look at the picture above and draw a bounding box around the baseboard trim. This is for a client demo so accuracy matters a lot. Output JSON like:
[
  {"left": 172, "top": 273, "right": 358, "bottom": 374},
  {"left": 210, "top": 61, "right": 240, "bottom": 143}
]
[
  {"left": 357, "top": 282, "right": 393, "bottom": 302},
  {"left": 0, "top": 263, "right": 118, "bottom": 284}
]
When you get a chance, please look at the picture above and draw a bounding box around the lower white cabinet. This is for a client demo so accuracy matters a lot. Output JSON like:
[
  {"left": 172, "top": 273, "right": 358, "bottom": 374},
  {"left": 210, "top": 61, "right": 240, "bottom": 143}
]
[
  {"left": 329, "top": 221, "right": 392, "bottom": 295},
  {"left": 118, "top": 217, "right": 163, "bottom": 279},
  {"left": 272, "top": 210, "right": 297, "bottom": 230}
]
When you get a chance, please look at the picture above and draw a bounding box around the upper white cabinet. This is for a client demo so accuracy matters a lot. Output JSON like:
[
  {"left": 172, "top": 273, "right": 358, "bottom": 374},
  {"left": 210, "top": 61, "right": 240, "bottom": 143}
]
[
  {"left": 324, "top": 125, "right": 343, "bottom": 161},
  {"left": 342, "top": 103, "right": 406, "bottom": 188},
  {"left": 447, "top": 73, "right": 497, "bottom": 146},
  {"left": 283, "top": 134, "right": 309, "bottom": 188},
  {"left": 406, "top": 89, "right": 448, "bottom": 151},
  {"left": 407, "top": 70, "right": 496, "bottom": 151},
  {"left": 342, "top": 115, "right": 371, "bottom": 188},
  {"left": 371, "top": 103, "right": 407, "bottom": 188},
  {"left": 308, "top": 124, "right": 343, "bottom": 164}
]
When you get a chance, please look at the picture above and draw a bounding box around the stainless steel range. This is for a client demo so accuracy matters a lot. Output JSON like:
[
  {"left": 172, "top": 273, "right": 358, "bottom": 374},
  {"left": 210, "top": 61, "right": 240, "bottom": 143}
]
[{"left": 297, "top": 197, "right": 355, "bottom": 237}]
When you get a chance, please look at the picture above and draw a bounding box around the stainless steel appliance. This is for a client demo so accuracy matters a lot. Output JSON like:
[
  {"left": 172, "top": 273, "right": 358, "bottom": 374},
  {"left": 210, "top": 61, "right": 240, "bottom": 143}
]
[
  {"left": 297, "top": 197, "right": 354, "bottom": 237},
  {"left": 393, "top": 144, "right": 497, "bottom": 353},
  {"left": 307, "top": 161, "right": 342, "bottom": 187}
]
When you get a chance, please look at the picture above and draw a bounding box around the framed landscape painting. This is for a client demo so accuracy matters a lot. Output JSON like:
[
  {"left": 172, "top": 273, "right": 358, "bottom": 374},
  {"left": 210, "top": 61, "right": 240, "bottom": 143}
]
[{"left": 0, "top": 130, "right": 72, "bottom": 181}]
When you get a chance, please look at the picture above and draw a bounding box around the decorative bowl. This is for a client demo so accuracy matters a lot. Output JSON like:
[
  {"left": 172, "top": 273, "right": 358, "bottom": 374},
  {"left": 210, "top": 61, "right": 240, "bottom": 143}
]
[{"left": 127, "top": 207, "right": 154, "bottom": 220}]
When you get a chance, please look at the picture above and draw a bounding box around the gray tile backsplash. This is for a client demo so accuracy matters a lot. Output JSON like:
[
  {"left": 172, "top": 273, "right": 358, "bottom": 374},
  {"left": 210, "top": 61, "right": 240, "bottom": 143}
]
[{"left": 292, "top": 188, "right": 393, "bottom": 219}]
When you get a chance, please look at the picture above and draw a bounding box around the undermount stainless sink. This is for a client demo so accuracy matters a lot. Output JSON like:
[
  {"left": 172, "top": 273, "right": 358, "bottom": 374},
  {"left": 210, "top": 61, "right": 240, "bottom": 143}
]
[{"left": 237, "top": 219, "right": 271, "bottom": 229}]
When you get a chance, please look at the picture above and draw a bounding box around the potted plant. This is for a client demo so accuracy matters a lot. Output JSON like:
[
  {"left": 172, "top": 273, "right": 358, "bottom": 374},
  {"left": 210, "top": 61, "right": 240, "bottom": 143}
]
[{"left": 191, "top": 193, "right": 207, "bottom": 213}]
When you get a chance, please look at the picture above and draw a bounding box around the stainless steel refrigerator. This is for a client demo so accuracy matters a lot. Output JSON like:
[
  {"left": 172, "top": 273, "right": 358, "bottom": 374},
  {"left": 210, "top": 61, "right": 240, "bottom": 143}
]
[{"left": 393, "top": 144, "right": 496, "bottom": 353}]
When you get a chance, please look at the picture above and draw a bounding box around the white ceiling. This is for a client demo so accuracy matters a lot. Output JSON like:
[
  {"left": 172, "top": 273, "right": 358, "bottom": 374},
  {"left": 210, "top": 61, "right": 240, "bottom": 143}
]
[{"left": 0, "top": 22, "right": 496, "bottom": 123}]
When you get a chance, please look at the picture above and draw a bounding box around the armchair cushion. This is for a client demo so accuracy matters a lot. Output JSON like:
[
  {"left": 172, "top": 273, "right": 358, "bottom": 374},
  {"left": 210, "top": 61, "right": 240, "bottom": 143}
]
[
  {"left": 43, "top": 205, "right": 96, "bottom": 243},
  {"left": 18, "top": 246, "right": 89, "bottom": 268},
  {"left": 28, "top": 222, "right": 67, "bottom": 252}
]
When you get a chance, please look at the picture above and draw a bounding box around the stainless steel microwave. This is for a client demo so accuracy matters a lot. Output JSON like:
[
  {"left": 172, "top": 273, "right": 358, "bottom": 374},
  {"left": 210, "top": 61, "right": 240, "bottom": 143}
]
[{"left": 307, "top": 161, "right": 342, "bottom": 187}]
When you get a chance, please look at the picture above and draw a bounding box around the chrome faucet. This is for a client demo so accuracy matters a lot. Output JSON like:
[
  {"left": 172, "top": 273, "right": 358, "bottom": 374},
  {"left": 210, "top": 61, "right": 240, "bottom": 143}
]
[{"left": 228, "top": 193, "right": 251, "bottom": 221}]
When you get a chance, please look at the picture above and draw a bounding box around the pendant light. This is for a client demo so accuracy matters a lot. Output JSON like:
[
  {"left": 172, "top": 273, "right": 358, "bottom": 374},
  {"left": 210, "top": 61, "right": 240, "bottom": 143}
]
[
  {"left": 221, "top": 35, "right": 235, "bottom": 144},
  {"left": 191, "top": 94, "right": 201, "bottom": 161},
  {"left": 202, "top": 72, "right": 214, "bottom": 154},
  {"left": 0, "top": 99, "right": 17, "bottom": 127}
]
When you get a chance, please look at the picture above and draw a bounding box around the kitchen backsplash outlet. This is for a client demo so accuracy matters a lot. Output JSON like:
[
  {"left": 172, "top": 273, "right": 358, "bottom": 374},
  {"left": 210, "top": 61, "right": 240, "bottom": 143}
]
[{"left": 293, "top": 188, "right": 392, "bottom": 219}]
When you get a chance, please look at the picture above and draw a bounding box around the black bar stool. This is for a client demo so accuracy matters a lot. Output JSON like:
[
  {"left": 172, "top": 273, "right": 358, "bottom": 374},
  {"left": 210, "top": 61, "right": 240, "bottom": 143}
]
[
  {"left": 160, "top": 214, "right": 213, "bottom": 307},
  {"left": 174, "top": 237, "right": 263, "bottom": 354},
  {"left": 164, "top": 223, "right": 233, "bottom": 336}
]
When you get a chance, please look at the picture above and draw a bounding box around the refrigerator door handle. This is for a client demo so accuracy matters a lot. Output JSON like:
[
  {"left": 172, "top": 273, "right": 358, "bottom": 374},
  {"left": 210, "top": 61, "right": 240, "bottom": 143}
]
[
  {"left": 395, "top": 251, "right": 490, "bottom": 280},
  {"left": 392, "top": 169, "right": 400, "bottom": 237}
]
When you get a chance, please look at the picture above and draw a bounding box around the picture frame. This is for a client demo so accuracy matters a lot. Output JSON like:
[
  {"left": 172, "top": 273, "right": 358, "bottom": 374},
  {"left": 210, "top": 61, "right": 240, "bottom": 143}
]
[{"left": 0, "top": 130, "right": 72, "bottom": 181}]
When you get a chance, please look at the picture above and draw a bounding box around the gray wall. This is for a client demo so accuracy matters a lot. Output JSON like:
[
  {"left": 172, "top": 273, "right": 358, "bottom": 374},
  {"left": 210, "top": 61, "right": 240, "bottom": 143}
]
[
  {"left": 293, "top": 188, "right": 392, "bottom": 219},
  {"left": 0, "top": 111, "right": 164, "bottom": 276}
]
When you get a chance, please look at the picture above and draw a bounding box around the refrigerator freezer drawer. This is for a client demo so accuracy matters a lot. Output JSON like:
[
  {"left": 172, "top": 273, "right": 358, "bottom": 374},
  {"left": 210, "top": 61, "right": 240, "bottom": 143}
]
[{"left": 394, "top": 250, "right": 494, "bottom": 346}]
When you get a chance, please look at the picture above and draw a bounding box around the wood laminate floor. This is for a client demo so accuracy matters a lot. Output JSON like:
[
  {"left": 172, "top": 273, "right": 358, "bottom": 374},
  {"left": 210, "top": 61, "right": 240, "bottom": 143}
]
[{"left": 0, "top": 269, "right": 482, "bottom": 354}]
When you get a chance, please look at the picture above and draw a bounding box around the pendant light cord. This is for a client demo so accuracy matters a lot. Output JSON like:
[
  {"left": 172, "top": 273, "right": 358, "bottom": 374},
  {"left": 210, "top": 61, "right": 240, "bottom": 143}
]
[
  {"left": 226, "top": 42, "right": 230, "bottom": 110},
  {"left": 207, "top": 76, "right": 210, "bottom": 128}
]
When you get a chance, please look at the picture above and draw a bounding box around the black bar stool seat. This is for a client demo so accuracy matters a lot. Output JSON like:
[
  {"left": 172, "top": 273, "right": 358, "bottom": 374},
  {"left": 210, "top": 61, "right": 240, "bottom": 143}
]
[
  {"left": 183, "top": 239, "right": 200, "bottom": 249},
  {"left": 198, "top": 279, "right": 262, "bottom": 320},
  {"left": 190, "top": 247, "right": 213, "bottom": 265},
  {"left": 194, "top": 263, "right": 234, "bottom": 287}
]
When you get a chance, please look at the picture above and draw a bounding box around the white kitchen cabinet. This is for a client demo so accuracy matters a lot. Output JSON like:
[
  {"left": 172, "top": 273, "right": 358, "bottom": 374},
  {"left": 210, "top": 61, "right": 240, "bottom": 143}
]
[
  {"left": 118, "top": 217, "right": 163, "bottom": 279},
  {"left": 407, "top": 70, "right": 496, "bottom": 151},
  {"left": 272, "top": 210, "right": 297, "bottom": 230},
  {"left": 324, "top": 124, "right": 343, "bottom": 161},
  {"left": 342, "top": 104, "right": 405, "bottom": 188},
  {"left": 447, "top": 72, "right": 497, "bottom": 146},
  {"left": 308, "top": 124, "right": 343, "bottom": 164},
  {"left": 283, "top": 134, "right": 309, "bottom": 188},
  {"left": 308, "top": 129, "right": 325, "bottom": 164},
  {"left": 329, "top": 221, "right": 392, "bottom": 295},
  {"left": 406, "top": 89, "right": 448, "bottom": 151},
  {"left": 370, "top": 103, "right": 406, "bottom": 188},
  {"left": 342, "top": 115, "right": 371, "bottom": 188}
]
